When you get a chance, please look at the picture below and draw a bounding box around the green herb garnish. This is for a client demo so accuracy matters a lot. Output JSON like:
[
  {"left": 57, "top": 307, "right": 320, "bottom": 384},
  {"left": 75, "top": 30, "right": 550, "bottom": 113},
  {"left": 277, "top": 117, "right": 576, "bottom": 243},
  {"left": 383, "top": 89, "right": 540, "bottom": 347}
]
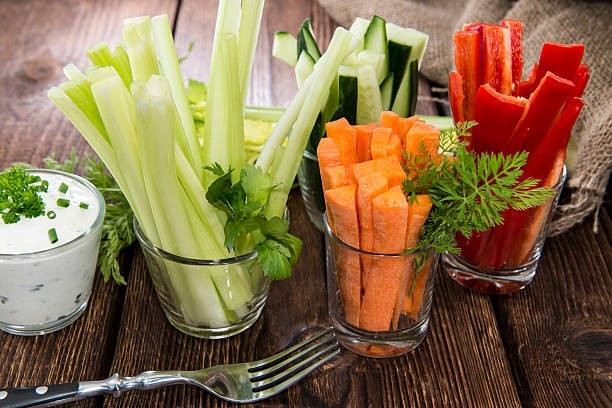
[
  {"left": 43, "top": 151, "right": 132, "bottom": 285},
  {"left": 48, "top": 228, "right": 58, "bottom": 244},
  {"left": 79, "top": 202, "right": 89, "bottom": 209},
  {"left": 204, "top": 163, "right": 302, "bottom": 280},
  {"left": 59, "top": 182, "right": 69, "bottom": 194},
  {"left": 0, "top": 166, "right": 47, "bottom": 224},
  {"left": 57, "top": 198, "right": 70, "bottom": 208},
  {"left": 402, "top": 121, "right": 554, "bottom": 254}
]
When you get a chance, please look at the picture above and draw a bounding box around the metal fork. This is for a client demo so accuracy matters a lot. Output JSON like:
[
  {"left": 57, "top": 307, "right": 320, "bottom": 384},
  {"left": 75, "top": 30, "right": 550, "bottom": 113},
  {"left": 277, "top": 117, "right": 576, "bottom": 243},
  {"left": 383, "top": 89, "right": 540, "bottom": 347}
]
[{"left": 0, "top": 327, "right": 340, "bottom": 407}]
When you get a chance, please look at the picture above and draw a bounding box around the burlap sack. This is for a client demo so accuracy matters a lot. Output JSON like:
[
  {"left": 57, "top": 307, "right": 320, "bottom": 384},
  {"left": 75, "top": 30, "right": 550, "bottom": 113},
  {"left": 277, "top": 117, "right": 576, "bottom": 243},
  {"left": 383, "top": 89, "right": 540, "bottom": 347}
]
[{"left": 316, "top": 0, "right": 611, "bottom": 235}]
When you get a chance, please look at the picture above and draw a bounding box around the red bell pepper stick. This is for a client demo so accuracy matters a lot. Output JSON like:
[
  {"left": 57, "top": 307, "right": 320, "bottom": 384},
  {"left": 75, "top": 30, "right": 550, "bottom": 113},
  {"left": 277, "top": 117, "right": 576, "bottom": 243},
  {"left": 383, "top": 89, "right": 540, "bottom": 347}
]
[
  {"left": 572, "top": 64, "right": 590, "bottom": 97},
  {"left": 470, "top": 84, "right": 527, "bottom": 154},
  {"left": 501, "top": 19, "right": 524, "bottom": 95},
  {"left": 453, "top": 30, "right": 482, "bottom": 121},
  {"left": 484, "top": 97, "right": 584, "bottom": 268},
  {"left": 535, "top": 42, "right": 585, "bottom": 84},
  {"left": 448, "top": 71, "right": 465, "bottom": 123},
  {"left": 506, "top": 71, "right": 577, "bottom": 154},
  {"left": 481, "top": 24, "right": 513, "bottom": 95}
]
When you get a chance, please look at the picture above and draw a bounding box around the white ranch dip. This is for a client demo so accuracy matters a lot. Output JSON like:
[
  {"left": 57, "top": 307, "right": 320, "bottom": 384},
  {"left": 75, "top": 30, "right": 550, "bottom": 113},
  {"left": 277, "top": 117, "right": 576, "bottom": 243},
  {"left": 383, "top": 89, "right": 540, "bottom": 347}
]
[{"left": 0, "top": 169, "right": 105, "bottom": 335}]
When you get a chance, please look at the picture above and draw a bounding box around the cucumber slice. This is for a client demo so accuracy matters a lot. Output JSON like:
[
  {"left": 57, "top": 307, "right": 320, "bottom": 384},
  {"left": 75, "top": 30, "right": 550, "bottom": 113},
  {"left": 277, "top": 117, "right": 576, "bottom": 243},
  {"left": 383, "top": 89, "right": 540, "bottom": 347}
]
[
  {"left": 391, "top": 58, "right": 418, "bottom": 117},
  {"left": 356, "top": 64, "right": 383, "bottom": 125},
  {"left": 272, "top": 31, "right": 298, "bottom": 67},
  {"left": 380, "top": 72, "right": 394, "bottom": 111},
  {"left": 388, "top": 40, "right": 412, "bottom": 102},
  {"left": 349, "top": 16, "right": 370, "bottom": 40},
  {"left": 295, "top": 50, "right": 315, "bottom": 88},
  {"left": 363, "top": 15, "right": 389, "bottom": 83},
  {"left": 338, "top": 65, "right": 358, "bottom": 125},
  {"left": 386, "top": 23, "right": 429, "bottom": 69},
  {"left": 297, "top": 19, "right": 321, "bottom": 61}
]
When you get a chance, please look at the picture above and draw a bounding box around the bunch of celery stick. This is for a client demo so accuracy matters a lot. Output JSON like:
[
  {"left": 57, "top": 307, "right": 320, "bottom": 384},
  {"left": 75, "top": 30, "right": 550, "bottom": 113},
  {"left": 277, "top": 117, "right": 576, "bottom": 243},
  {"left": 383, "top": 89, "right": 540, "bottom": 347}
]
[{"left": 48, "top": 0, "right": 355, "bottom": 327}]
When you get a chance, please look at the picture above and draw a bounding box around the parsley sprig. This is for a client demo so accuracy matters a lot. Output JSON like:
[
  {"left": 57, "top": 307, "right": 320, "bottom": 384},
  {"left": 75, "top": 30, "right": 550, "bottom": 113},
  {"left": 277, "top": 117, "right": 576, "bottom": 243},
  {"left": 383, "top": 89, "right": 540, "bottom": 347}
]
[
  {"left": 0, "top": 167, "right": 47, "bottom": 224},
  {"left": 204, "top": 163, "right": 302, "bottom": 280},
  {"left": 402, "top": 121, "right": 554, "bottom": 254}
]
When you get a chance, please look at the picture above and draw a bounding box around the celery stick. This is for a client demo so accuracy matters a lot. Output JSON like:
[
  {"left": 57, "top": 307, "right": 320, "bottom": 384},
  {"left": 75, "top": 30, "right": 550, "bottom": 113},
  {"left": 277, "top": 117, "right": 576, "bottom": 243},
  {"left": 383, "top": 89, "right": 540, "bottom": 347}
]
[
  {"left": 151, "top": 15, "right": 202, "bottom": 176},
  {"left": 223, "top": 33, "right": 246, "bottom": 181},
  {"left": 133, "top": 75, "right": 230, "bottom": 325},
  {"left": 264, "top": 27, "right": 355, "bottom": 219},
  {"left": 237, "top": 0, "right": 264, "bottom": 98},
  {"left": 122, "top": 16, "right": 159, "bottom": 83},
  {"left": 87, "top": 43, "right": 133, "bottom": 88}
]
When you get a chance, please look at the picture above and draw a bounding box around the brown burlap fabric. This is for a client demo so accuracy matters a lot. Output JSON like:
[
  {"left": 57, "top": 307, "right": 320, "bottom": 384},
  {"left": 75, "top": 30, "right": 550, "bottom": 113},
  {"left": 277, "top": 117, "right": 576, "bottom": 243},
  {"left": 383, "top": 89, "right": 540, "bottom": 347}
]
[{"left": 316, "top": 0, "right": 611, "bottom": 235}]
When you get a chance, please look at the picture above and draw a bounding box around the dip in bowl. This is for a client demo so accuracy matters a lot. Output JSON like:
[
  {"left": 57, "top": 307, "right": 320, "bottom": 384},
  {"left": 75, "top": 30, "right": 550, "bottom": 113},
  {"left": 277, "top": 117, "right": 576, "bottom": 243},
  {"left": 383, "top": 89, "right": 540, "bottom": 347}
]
[{"left": 0, "top": 169, "right": 105, "bottom": 335}]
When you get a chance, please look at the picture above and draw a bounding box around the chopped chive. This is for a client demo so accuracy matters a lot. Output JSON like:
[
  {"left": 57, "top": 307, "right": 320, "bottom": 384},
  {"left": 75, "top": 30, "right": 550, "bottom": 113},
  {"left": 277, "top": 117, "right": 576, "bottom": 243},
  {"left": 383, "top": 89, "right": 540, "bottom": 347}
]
[
  {"left": 57, "top": 198, "right": 70, "bottom": 208},
  {"left": 48, "top": 228, "right": 58, "bottom": 244},
  {"left": 59, "top": 182, "right": 69, "bottom": 193},
  {"left": 79, "top": 202, "right": 89, "bottom": 209},
  {"left": 41, "top": 179, "right": 49, "bottom": 192},
  {"left": 47, "top": 210, "right": 56, "bottom": 219}
]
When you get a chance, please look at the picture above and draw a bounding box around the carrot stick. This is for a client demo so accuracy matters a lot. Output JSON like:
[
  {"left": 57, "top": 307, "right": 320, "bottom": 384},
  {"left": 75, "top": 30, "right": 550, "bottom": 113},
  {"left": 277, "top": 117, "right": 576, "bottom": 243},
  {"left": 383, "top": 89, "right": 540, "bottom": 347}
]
[
  {"left": 386, "top": 133, "right": 403, "bottom": 160},
  {"left": 393, "top": 115, "right": 421, "bottom": 140},
  {"left": 324, "top": 184, "right": 361, "bottom": 327},
  {"left": 325, "top": 117, "right": 359, "bottom": 167},
  {"left": 359, "top": 185, "right": 408, "bottom": 332},
  {"left": 394, "top": 194, "right": 432, "bottom": 327},
  {"left": 355, "top": 124, "right": 376, "bottom": 162},
  {"left": 370, "top": 127, "right": 392, "bottom": 159},
  {"left": 402, "top": 254, "right": 433, "bottom": 319},
  {"left": 316, "top": 137, "right": 342, "bottom": 167},
  {"left": 352, "top": 155, "right": 406, "bottom": 188},
  {"left": 356, "top": 172, "right": 388, "bottom": 289},
  {"left": 379, "top": 110, "right": 399, "bottom": 128},
  {"left": 320, "top": 165, "right": 347, "bottom": 191}
]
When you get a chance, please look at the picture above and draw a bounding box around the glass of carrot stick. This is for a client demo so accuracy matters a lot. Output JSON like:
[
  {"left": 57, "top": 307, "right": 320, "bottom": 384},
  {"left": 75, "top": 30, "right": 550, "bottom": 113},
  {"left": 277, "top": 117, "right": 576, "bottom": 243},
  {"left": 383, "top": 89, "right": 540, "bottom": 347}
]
[
  {"left": 319, "top": 112, "right": 441, "bottom": 358},
  {"left": 442, "top": 19, "right": 588, "bottom": 294}
]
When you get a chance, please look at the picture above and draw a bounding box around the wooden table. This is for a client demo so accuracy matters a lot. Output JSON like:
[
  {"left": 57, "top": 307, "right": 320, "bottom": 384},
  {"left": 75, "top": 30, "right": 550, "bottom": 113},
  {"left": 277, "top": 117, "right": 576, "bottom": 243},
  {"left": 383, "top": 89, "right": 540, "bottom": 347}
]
[{"left": 1, "top": 1, "right": 610, "bottom": 407}]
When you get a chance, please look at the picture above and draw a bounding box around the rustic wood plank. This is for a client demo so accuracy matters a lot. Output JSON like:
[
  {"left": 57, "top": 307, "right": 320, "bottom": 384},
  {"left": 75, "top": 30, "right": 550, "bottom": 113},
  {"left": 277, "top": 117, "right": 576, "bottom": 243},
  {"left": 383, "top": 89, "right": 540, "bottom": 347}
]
[{"left": 494, "top": 204, "right": 611, "bottom": 408}]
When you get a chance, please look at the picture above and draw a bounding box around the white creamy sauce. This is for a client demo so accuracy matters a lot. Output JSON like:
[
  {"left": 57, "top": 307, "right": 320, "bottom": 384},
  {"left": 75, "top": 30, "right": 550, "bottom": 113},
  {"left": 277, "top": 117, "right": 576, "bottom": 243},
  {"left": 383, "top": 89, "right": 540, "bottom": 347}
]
[
  {"left": 0, "top": 170, "right": 104, "bottom": 333},
  {"left": 0, "top": 172, "right": 100, "bottom": 254}
]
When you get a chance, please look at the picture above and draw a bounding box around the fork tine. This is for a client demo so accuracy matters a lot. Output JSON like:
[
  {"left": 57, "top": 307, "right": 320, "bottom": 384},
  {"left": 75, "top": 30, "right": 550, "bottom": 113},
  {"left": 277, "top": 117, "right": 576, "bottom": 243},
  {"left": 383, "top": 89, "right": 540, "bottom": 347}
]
[
  {"left": 248, "top": 327, "right": 336, "bottom": 373},
  {"left": 250, "top": 329, "right": 338, "bottom": 380},
  {"left": 250, "top": 341, "right": 341, "bottom": 395}
]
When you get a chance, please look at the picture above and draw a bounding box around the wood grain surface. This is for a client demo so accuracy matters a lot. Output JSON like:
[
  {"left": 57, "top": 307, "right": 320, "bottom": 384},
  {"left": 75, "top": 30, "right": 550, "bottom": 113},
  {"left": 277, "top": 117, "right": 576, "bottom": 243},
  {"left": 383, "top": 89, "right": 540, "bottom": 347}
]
[{"left": 0, "top": 1, "right": 609, "bottom": 407}]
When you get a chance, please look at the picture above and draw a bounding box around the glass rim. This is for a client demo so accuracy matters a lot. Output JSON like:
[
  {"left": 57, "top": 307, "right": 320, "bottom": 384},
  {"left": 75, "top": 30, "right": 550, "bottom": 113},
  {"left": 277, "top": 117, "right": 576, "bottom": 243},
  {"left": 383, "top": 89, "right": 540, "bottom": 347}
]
[
  {"left": 324, "top": 213, "right": 431, "bottom": 257},
  {"left": 0, "top": 168, "right": 106, "bottom": 258},
  {"left": 133, "top": 217, "right": 258, "bottom": 265}
]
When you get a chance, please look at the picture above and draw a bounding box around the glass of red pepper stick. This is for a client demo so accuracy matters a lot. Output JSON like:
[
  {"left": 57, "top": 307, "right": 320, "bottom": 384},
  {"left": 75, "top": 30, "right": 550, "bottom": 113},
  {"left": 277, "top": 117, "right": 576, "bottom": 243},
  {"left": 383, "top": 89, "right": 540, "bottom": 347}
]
[{"left": 441, "top": 20, "right": 588, "bottom": 294}]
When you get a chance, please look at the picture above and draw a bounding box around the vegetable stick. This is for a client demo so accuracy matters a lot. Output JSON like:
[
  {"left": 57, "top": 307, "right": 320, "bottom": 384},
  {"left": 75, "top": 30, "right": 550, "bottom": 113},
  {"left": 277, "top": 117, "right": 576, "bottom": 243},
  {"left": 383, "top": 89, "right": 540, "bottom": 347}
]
[
  {"left": 356, "top": 172, "right": 389, "bottom": 288},
  {"left": 452, "top": 30, "right": 482, "bottom": 120},
  {"left": 316, "top": 137, "right": 342, "bottom": 167},
  {"left": 402, "top": 254, "right": 433, "bottom": 319},
  {"left": 359, "top": 185, "right": 408, "bottom": 332},
  {"left": 404, "top": 121, "right": 440, "bottom": 163},
  {"left": 370, "top": 127, "right": 392, "bottom": 159},
  {"left": 392, "top": 194, "right": 432, "bottom": 328},
  {"left": 481, "top": 24, "right": 513, "bottom": 95},
  {"left": 386, "top": 133, "right": 403, "bottom": 160},
  {"left": 500, "top": 19, "right": 524, "bottom": 95},
  {"left": 320, "top": 165, "right": 348, "bottom": 191},
  {"left": 355, "top": 124, "right": 376, "bottom": 162},
  {"left": 324, "top": 184, "right": 361, "bottom": 326},
  {"left": 325, "top": 117, "right": 360, "bottom": 166},
  {"left": 392, "top": 115, "right": 421, "bottom": 139},
  {"left": 379, "top": 110, "right": 399, "bottom": 128}
]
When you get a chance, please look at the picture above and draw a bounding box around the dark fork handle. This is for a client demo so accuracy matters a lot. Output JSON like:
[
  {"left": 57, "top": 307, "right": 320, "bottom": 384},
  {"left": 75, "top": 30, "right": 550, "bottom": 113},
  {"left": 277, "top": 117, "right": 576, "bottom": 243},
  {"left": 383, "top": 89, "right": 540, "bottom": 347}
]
[{"left": 0, "top": 383, "right": 79, "bottom": 407}]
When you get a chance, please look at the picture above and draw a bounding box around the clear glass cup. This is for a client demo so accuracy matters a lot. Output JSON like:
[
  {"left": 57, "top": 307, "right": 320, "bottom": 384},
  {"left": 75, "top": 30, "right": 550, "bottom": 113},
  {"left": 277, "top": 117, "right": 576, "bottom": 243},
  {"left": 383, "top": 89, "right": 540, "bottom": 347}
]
[
  {"left": 324, "top": 216, "right": 438, "bottom": 358},
  {"left": 297, "top": 150, "right": 325, "bottom": 232},
  {"left": 134, "top": 219, "right": 270, "bottom": 339},
  {"left": 0, "top": 169, "right": 105, "bottom": 335},
  {"left": 443, "top": 167, "right": 567, "bottom": 295}
]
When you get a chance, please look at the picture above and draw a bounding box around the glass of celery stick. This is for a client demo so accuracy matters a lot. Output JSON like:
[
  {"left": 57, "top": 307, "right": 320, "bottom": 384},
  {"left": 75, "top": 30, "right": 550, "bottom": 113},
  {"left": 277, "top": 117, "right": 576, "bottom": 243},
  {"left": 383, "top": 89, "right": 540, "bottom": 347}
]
[
  {"left": 0, "top": 169, "right": 105, "bottom": 336},
  {"left": 324, "top": 216, "right": 438, "bottom": 358},
  {"left": 134, "top": 220, "right": 270, "bottom": 339}
]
